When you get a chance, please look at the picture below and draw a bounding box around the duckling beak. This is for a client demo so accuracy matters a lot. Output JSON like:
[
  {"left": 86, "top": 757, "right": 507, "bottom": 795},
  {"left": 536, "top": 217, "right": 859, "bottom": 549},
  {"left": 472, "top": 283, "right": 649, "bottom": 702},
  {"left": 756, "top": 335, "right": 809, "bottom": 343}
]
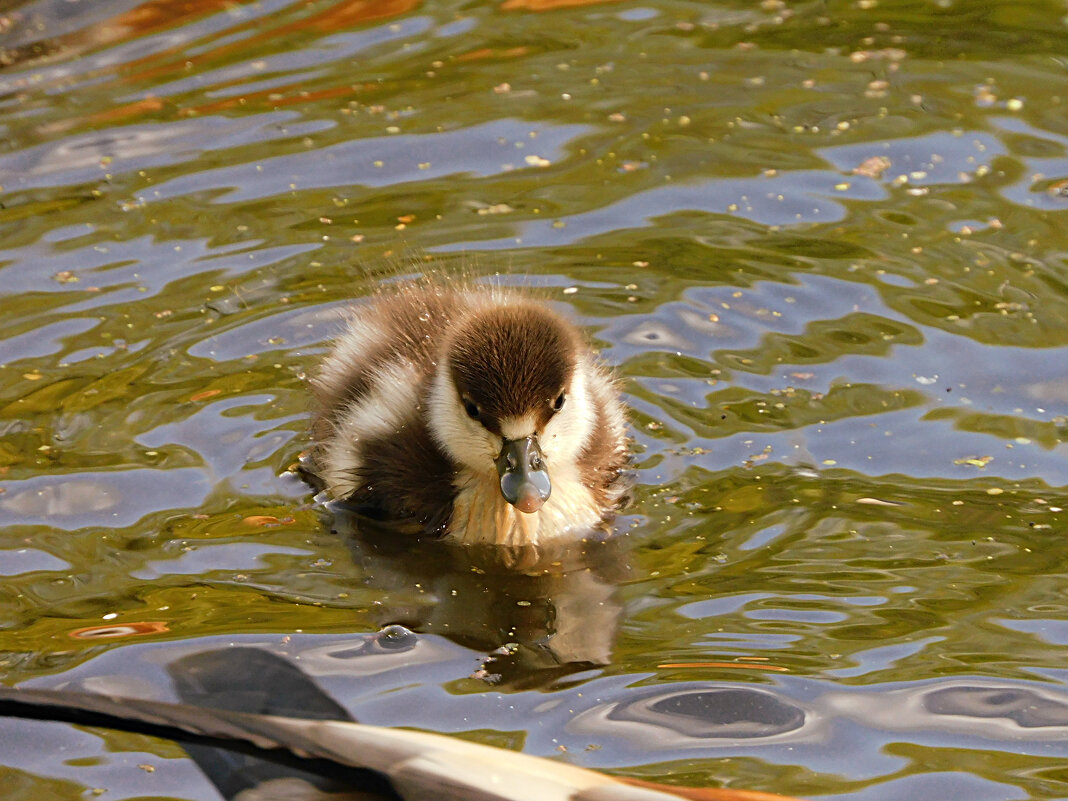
[{"left": 496, "top": 436, "right": 551, "bottom": 514}]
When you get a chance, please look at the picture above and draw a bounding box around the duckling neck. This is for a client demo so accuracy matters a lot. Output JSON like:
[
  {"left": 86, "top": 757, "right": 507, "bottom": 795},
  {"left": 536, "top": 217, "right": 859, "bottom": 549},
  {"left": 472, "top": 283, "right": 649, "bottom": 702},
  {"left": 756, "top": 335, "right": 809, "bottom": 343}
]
[
  {"left": 449, "top": 472, "right": 538, "bottom": 546},
  {"left": 448, "top": 466, "right": 600, "bottom": 546}
]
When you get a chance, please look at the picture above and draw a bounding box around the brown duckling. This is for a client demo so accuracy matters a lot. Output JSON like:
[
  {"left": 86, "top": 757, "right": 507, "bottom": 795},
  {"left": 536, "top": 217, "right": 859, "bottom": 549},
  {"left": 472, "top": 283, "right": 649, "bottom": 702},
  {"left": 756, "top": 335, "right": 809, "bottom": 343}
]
[{"left": 309, "top": 282, "right": 629, "bottom": 546}]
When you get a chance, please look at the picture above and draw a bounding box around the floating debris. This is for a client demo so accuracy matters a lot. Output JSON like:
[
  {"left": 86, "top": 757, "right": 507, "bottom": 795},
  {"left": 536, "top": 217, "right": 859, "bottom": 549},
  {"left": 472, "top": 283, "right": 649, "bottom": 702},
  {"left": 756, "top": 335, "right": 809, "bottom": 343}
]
[
  {"left": 852, "top": 156, "right": 892, "bottom": 179},
  {"left": 475, "top": 203, "right": 515, "bottom": 215},
  {"left": 1047, "top": 179, "right": 1068, "bottom": 198},
  {"left": 242, "top": 515, "right": 295, "bottom": 527},
  {"left": 657, "top": 662, "right": 789, "bottom": 672},
  {"left": 69, "top": 621, "right": 169, "bottom": 640},
  {"left": 954, "top": 456, "right": 993, "bottom": 468},
  {"left": 856, "top": 497, "right": 904, "bottom": 506}
]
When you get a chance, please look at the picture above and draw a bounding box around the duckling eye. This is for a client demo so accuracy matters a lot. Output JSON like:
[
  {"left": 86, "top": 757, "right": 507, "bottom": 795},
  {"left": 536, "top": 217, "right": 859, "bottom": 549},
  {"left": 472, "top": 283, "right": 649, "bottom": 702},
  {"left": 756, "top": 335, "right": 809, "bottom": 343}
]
[
  {"left": 462, "top": 397, "right": 481, "bottom": 420},
  {"left": 552, "top": 392, "right": 566, "bottom": 412}
]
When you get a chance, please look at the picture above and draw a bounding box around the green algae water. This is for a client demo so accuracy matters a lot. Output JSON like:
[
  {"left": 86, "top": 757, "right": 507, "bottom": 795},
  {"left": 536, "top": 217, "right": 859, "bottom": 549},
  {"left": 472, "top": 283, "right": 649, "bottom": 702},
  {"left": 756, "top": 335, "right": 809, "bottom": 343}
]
[{"left": 2, "top": 0, "right": 1068, "bottom": 798}]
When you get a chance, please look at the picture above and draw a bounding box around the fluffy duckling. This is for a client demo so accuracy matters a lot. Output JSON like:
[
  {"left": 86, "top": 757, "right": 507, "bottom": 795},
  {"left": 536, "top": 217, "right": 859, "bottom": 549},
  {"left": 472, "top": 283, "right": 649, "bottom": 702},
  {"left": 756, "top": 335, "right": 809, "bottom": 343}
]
[{"left": 310, "top": 282, "right": 629, "bottom": 546}]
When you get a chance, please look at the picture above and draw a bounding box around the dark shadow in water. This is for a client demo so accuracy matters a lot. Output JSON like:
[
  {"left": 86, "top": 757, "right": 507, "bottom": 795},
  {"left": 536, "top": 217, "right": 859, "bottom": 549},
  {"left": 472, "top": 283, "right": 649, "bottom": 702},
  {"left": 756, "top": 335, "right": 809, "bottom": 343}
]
[
  {"left": 0, "top": 647, "right": 403, "bottom": 801},
  {"left": 606, "top": 687, "right": 806, "bottom": 739},
  {"left": 329, "top": 505, "right": 635, "bottom": 688},
  {"left": 922, "top": 685, "right": 1068, "bottom": 728},
  {"left": 166, "top": 647, "right": 389, "bottom": 800}
]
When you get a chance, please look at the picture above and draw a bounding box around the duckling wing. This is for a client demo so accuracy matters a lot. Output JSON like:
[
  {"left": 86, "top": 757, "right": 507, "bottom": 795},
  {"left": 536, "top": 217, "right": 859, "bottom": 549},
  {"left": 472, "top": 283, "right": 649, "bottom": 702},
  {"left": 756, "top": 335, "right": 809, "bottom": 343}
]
[
  {"left": 577, "top": 366, "right": 632, "bottom": 513},
  {"left": 347, "top": 414, "right": 456, "bottom": 536}
]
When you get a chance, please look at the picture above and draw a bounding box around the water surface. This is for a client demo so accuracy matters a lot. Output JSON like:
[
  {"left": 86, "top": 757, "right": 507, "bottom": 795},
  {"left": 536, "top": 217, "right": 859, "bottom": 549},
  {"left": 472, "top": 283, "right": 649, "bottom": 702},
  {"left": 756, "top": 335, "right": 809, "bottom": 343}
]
[{"left": 2, "top": 0, "right": 1068, "bottom": 798}]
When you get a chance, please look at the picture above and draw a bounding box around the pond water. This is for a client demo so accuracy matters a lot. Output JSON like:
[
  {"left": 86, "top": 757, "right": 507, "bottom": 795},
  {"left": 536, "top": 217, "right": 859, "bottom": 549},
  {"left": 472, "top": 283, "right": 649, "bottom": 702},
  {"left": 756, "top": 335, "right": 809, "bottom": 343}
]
[{"left": 2, "top": 0, "right": 1068, "bottom": 798}]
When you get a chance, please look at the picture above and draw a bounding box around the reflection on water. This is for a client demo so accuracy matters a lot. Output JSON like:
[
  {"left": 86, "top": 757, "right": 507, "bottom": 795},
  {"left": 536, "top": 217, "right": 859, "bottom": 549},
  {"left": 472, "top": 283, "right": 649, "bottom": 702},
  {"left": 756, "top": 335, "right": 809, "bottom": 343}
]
[
  {"left": 3, "top": 0, "right": 1068, "bottom": 798},
  {"left": 333, "top": 507, "right": 631, "bottom": 681}
]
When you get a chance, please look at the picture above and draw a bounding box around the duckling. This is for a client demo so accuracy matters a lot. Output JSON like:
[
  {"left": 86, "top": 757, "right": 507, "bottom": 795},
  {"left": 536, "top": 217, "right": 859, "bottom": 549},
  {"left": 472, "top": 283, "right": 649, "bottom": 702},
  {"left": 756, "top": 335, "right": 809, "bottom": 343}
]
[{"left": 309, "top": 281, "right": 629, "bottom": 546}]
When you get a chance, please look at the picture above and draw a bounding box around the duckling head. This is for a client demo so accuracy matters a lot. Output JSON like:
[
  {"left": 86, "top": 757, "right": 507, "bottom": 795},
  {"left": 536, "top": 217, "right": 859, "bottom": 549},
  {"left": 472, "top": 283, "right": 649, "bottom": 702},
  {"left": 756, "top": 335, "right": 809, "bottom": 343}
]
[{"left": 427, "top": 302, "right": 596, "bottom": 514}]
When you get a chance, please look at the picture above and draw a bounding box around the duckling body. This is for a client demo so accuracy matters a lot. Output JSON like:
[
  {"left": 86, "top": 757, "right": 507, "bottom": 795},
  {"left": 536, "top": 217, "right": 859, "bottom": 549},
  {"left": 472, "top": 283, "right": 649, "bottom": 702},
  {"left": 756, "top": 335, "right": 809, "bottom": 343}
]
[{"left": 310, "top": 282, "right": 629, "bottom": 546}]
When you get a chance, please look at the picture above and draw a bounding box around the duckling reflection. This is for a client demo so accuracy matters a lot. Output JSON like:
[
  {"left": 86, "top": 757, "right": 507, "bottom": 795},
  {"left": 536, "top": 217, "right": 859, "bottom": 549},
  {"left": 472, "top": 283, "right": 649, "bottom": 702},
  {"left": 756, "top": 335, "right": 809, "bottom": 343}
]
[
  {"left": 309, "top": 280, "right": 630, "bottom": 547},
  {"left": 331, "top": 506, "right": 632, "bottom": 684}
]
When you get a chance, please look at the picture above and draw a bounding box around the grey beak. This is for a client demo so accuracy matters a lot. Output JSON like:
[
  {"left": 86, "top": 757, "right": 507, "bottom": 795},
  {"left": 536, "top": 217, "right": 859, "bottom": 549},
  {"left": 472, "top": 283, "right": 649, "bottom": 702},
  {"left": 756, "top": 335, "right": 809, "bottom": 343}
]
[{"left": 495, "top": 436, "right": 551, "bottom": 514}]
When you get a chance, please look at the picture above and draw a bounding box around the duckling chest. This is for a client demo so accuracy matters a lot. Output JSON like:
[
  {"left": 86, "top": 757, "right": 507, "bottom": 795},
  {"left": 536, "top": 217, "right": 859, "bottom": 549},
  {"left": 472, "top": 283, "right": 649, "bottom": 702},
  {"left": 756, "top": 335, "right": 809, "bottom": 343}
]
[{"left": 447, "top": 467, "right": 602, "bottom": 546}]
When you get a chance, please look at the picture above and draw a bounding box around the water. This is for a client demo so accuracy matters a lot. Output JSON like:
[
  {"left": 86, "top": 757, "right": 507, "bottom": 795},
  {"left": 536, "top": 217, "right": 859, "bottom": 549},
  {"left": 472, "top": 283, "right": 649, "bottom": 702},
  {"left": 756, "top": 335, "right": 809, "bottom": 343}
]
[{"left": 2, "top": 0, "right": 1068, "bottom": 798}]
